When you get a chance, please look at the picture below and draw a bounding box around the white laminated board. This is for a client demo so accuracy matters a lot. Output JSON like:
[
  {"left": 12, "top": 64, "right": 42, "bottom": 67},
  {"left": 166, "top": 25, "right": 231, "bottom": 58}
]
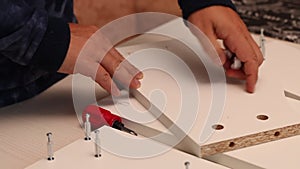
[
  {"left": 96, "top": 91, "right": 200, "bottom": 156},
  {"left": 223, "top": 98, "right": 300, "bottom": 169},
  {"left": 111, "top": 19, "right": 300, "bottom": 157},
  {"left": 268, "top": 41, "right": 300, "bottom": 98},
  {"left": 26, "top": 126, "right": 229, "bottom": 169}
]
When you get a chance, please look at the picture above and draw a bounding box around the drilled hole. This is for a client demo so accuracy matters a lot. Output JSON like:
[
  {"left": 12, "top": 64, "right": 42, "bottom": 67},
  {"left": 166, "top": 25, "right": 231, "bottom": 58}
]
[
  {"left": 212, "top": 124, "right": 224, "bottom": 130},
  {"left": 274, "top": 131, "right": 280, "bottom": 137},
  {"left": 229, "top": 142, "right": 235, "bottom": 147},
  {"left": 257, "top": 115, "right": 269, "bottom": 121}
]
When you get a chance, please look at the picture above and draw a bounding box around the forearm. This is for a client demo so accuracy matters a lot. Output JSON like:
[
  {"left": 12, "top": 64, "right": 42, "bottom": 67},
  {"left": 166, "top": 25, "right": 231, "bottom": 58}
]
[
  {"left": 58, "top": 23, "right": 97, "bottom": 74},
  {"left": 31, "top": 17, "right": 70, "bottom": 72},
  {"left": 0, "top": 0, "right": 71, "bottom": 72},
  {"left": 135, "top": 0, "right": 181, "bottom": 16}
]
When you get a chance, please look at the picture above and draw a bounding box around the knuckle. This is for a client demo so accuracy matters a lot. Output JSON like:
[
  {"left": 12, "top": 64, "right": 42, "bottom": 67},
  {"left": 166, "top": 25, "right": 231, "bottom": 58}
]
[
  {"left": 102, "top": 72, "right": 111, "bottom": 82},
  {"left": 248, "top": 53, "right": 259, "bottom": 65},
  {"left": 258, "top": 56, "right": 264, "bottom": 65}
]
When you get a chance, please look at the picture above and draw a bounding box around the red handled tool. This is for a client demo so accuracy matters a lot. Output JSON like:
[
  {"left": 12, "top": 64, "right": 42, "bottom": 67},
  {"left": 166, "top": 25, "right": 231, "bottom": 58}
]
[{"left": 82, "top": 105, "right": 138, "bottom": 136}]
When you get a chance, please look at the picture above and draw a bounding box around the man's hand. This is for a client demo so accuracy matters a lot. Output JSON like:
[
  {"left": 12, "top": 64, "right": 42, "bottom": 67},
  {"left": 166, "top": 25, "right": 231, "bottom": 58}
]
[
  {"left": 58, "top": 23, "right": 143, "bottom": 96},
  {"left": 188, "top": 6, "right": 264, "bottom": 93}
]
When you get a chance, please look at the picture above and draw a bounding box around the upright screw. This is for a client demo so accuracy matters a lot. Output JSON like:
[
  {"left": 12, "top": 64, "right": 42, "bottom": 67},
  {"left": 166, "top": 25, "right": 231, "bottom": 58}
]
[
  {"left": 84, "top": 114, "right": 91, "bottom": 141},
  {"left": 184, "top": 161, "right": 190, "bottom": 169},
  {"left": 94, "top": 130, "right": 101, "bottom": 158},
  {"left": 260, "top": 28, "right": 266, "bottom": 58},
  {"left": 46, "top": 132, "right": 54, "bottom": 161}
]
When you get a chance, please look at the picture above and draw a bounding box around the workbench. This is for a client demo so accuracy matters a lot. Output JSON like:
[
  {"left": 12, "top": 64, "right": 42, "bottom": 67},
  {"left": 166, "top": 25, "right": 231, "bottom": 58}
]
[{"left": 1, "top": 19, "right": 299, "bottom": 169}]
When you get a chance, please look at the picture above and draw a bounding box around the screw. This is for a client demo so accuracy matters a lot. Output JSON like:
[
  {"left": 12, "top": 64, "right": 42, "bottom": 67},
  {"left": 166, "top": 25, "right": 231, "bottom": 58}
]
[
  {"left": 84, "top": 114, "right": 91, "bottom": 141},
  {"left": 94, "top": 130, "right": 101, "bottom": 158},
  {"left": 184, "top": 161, "right": 190, "bottom": 169},
  {"left": 46, "top": 132, "right": 54, "bottom": 161}
]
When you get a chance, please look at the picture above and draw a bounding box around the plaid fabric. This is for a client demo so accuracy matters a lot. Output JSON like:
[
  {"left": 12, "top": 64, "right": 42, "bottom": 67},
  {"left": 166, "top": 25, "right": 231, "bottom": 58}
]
[
  {"left": 0, "top": 0, "right": 75, "bottom": 107},
  {"left": 178, "top": 0, "right": 236, "bottom": 19}
]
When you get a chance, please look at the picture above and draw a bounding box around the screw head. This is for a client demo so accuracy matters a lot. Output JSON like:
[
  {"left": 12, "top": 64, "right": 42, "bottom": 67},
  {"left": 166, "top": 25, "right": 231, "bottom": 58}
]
[
  {"left": 84, "top": 137, "right": 91, "bottom": 141},
  {"left": 95, "top": 154, "right": 101, "bottom": 158},
  {"left": 184, "top": 161, "right": 190, "bottom": 166},
  {"left": 47, "top": 157, "right": 54, "bottom": 161}
]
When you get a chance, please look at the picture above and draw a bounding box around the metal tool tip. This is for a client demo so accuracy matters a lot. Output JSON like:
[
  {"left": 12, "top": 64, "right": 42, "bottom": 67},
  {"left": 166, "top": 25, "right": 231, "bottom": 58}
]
[{"left": 130, "top": 131, "right": 138, "bottom": 136}]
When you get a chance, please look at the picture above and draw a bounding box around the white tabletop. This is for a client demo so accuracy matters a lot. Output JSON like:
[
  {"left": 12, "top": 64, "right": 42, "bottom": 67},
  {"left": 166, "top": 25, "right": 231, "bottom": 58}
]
[{"left": 0, "top": 18, "right": 299, "bottom": 169}]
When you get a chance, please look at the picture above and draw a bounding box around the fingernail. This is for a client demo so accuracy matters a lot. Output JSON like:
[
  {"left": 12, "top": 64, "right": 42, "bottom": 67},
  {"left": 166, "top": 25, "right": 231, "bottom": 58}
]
[
  {"left": 134, "top": 79, "right": 141, "bottom": 88},
  {"left": 136, "top": 72, "right": 144, "bottom": 80},
  {"left": 247, "top": 86, "right": 255, "bottom": 93}
]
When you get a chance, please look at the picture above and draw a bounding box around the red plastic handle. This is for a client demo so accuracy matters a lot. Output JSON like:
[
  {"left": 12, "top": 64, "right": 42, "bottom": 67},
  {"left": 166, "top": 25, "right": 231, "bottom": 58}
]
[{"left": 82, "top": 105, "right": 122, "bottom": 129}]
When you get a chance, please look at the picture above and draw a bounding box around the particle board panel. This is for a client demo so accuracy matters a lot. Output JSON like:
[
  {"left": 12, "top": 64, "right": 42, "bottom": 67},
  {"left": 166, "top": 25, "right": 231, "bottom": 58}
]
[
  {"left": 228, "top": 135, "right": 300, "bottom": 169},
  {"left": 199, "top": 39, "right": 300, "bottom": 156},
  {"left": 222, "top": 97, "right": 300, "bottom": 169},
  {"left": 112, "top": 19, "right": 300, "bottom": 157},
  {"left": 26, "top": 127, "right": 229, "bottom": 169}
]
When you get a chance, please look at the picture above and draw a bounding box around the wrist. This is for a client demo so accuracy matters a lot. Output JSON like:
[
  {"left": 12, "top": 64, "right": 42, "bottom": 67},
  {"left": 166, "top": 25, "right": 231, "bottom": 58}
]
[{"left": 58, "top": 24, "right": 98, "bottom": 74}]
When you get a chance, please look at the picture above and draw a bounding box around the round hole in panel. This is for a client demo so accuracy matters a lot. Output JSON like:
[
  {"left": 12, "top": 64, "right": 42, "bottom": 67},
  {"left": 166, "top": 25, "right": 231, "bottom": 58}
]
[
  {"left": 274, "top": 131, "right": 280, "bottom": 137},
  {"left": 256, "top": 114, "right": 269, "bottom": 121},
  {"left": 229, "top": 142, "right": 235, "bottom": 147},
  {"left": 212, "top": 124, "right": 224, "bottom": 130}
]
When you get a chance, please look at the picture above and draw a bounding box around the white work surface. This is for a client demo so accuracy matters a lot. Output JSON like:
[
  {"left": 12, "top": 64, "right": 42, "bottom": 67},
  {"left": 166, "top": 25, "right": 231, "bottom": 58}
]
[
  {"left": 0, "top": 75, "right": 109, "bottom": 169},
  {"left": 26, "top": 126, "right": 229, "bottom": 169},
  {"left": 0, "top": 19, "right": 300, "bottom": 169}
]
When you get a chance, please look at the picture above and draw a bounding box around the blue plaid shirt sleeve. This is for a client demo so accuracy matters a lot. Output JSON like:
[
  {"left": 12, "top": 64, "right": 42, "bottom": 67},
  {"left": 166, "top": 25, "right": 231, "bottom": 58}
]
[
  {"left": 178, "top": 0, "right": 237, "bottom": 20},
  {"left": 0, "top": 0, "right": 74, "bottom": 107},
  {"left": 0, "top": 0, "right": 70, "bottom": 72}
]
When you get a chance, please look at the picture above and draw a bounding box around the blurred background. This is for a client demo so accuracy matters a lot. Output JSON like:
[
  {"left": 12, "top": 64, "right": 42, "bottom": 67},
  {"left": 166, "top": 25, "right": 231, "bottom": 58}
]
[{"left": 233, "top": 0, "right": 300, "bottom": 43}]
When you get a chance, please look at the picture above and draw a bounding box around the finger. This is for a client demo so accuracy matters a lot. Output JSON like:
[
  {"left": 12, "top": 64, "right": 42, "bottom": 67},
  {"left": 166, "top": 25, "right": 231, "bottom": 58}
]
[
  {"left": 100, "top": 49, "right": 122, "bottom": 75},
  {"left": 219, "top": 26, "right": 259, "bottom": 93},
  {"left": 108, "top": 49, "right": 143, "bottom": 88},
  {"left": 225, "top": 69, "right": 246, "bottom": 80},
  {"left": 218, "top": 16, "right": 260, "bottom": 93},
  {"left": 223, "top": 58, "right": 232, "bottom": 70},
  {"left": 224, "top": 57, "right": 246, "bottom": 80},
  {"left": 121, "top": 60, "right": 144, "bottom": 80},
  {"left": 245, "top": 33, "right": 264, "bottom": 66},
  {"left": 109, "top": 48, "right": 144, "bottom": 79},
  {"left": 237, "top": 20, "right": 264, "bottom": 66},
  {"left": 113, "top": 63, "right": 142, "bottom": 89},
  {"left": 101, "top": 48, "right": 142, "bottom": 89},
  {"left": 243, "top": 60, "right": 259, "bottom": 93},
  {"left": 94, "top": 64, "right": 120, "bottom": 96}
]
